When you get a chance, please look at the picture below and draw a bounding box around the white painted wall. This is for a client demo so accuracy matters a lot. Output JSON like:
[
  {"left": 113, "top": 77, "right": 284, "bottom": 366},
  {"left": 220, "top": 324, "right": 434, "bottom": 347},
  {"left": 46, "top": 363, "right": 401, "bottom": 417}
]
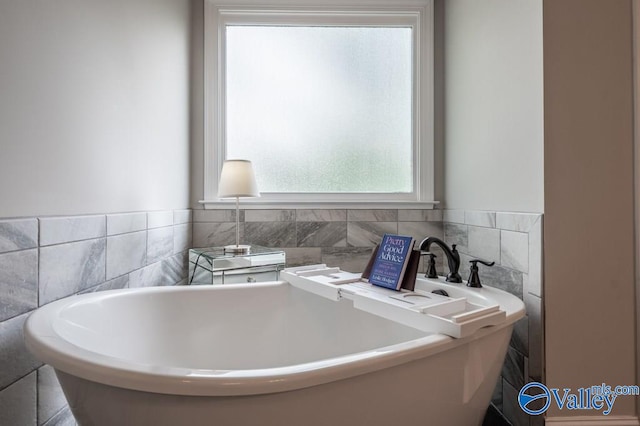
[
  {"left": 0, "top": 0, "right": 192, "bottom": 218},
  {"left": 443, "top": 0, "right": 543, "bottom": 213}
]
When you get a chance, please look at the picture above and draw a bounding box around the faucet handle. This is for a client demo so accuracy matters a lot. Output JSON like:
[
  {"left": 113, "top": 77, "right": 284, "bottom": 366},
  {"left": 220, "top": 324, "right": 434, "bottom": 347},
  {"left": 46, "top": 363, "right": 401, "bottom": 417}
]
[
  {"left": 467, "top": 259, "right": 495, "bottom": 288},
  {"left": 470, "top": 259, "right": 495, "bottom": 267},
  {"left": 421, "top": 252, "right": 438, "bottom": 279}
]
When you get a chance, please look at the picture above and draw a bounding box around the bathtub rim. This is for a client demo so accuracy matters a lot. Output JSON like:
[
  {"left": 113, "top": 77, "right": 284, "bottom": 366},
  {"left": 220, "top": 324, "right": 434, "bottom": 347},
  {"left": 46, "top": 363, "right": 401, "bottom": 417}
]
[{"left": 25, "top": 282, "right": 524, "bottom": 397}]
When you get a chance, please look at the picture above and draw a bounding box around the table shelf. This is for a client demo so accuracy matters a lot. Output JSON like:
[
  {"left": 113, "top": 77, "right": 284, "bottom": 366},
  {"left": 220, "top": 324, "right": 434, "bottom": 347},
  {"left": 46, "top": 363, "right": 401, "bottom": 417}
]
[{"left": 188, "top": 246, "right": 286, "bottom": 285}]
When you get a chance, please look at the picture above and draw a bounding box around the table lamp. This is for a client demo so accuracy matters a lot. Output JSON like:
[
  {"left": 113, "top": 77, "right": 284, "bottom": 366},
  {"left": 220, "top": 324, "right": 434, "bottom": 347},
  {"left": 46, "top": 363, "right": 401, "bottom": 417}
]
[{"left": 217, "top": 159, "right": 260, "bottom": 253}]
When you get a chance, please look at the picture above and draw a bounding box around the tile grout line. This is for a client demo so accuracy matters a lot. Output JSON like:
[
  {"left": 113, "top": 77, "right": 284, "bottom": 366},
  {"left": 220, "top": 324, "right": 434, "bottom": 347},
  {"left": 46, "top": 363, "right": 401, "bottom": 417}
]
[
  {"left": 0, "top": 369, "right": 37, "bottom": 396},
  {"left": 103, "top": 216, "right": 107, "bottom": 289},
  {"left": 37, "top": 218, "right": 41, "bottom": 310}
]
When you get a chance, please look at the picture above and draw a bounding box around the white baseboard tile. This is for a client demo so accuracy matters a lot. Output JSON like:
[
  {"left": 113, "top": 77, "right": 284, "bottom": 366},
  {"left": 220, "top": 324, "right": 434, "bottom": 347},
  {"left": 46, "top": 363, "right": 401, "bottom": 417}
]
[{"left": 545, "top": 415, "right": 640, "bottom": 426}]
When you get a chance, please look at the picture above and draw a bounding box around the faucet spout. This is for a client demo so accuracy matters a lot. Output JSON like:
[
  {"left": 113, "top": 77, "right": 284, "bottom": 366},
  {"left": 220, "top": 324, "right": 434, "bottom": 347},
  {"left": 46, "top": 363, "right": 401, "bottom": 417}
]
[{"left": 418, "top": 236, "right": 462, "bottom": 283}]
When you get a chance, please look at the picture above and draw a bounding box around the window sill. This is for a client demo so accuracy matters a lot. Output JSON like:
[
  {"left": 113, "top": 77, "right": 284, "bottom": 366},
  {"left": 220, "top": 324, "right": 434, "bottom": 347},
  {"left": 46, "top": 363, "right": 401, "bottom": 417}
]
[{"left": 198, "top": 200, "right": 440, "bottom": 210}]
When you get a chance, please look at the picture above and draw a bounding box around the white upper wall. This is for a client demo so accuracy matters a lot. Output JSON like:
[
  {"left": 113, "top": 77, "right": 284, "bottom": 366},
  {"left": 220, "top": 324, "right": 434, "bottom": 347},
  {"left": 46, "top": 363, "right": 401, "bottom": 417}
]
[
  {"left": 0, "top": 0, "right": 192, "bottom": 218},
  {"left": 443, "top": 0, "right": 543, "bottom": 213}
]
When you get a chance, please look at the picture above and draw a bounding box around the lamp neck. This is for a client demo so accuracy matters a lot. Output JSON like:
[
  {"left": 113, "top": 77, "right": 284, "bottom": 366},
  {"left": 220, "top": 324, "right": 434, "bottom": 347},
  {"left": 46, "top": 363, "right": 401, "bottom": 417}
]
[{"left": 235, "top": 196, "right": 240, "bottom": 248}]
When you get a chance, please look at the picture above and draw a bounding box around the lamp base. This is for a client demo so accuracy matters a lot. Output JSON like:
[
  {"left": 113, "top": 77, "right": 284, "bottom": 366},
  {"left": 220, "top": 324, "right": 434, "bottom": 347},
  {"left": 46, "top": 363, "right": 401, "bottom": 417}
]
[{"left": 224, "top": 244, "right": 251, "bottom": 254}]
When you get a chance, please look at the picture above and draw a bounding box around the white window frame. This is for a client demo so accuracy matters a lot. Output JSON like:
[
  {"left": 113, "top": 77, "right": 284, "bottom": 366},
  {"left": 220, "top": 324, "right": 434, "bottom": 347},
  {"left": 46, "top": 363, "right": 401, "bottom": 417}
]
[{"left": 202, "top": 0, "right": 435, "bottom": 209}]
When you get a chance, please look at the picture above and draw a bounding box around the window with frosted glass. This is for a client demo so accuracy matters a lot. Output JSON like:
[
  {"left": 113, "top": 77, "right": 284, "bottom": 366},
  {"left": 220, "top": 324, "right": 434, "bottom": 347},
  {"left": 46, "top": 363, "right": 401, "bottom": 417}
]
[{"left": 225, "top": 26, "right": 413, "bottom": 193}]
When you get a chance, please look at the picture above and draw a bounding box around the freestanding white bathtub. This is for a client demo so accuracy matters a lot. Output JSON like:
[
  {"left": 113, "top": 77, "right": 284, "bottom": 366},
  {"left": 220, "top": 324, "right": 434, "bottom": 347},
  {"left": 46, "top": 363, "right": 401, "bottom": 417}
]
[{"left": 25, "top": 273, "right": 525, "bottom": 426}]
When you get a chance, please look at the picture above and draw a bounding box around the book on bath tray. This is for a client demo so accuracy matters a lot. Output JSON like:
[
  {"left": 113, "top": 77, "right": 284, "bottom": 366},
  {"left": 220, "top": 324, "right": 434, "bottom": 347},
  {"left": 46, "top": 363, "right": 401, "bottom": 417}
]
[{"left": 365, "top": 234, "right": 416, "bottom": 291}]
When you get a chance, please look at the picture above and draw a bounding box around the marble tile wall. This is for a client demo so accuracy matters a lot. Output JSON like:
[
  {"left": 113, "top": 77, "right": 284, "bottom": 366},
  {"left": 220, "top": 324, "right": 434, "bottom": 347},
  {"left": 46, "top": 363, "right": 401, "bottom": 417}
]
[
  {"left": 192, "top": 208, "right": 445, "bottom": 274},
  {"left": 0, "top": 209, "right": 192, "bottom": 426},
  {"left": 444, "top": 209, "right": 543, "bottom": 426}
]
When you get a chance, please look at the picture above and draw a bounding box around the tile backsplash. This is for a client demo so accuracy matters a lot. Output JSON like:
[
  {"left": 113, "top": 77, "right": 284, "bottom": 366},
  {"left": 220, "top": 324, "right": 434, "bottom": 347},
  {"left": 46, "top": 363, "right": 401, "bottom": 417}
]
[
  {"left": 443, "top": 209, "right": 543, "bottom": 426},
  {"left": 192, "top": 208, "right": 445, "bottom": 273},
  {"left": 0, "top": 209, "right": 192, "bottom": 426}
]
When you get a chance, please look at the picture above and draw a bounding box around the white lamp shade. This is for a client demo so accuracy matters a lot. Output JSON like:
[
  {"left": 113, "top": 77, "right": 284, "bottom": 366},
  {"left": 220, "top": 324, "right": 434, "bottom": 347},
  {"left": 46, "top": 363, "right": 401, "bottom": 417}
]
[{"left": 218, "top": 159, "right": 260, "bottom": 198}]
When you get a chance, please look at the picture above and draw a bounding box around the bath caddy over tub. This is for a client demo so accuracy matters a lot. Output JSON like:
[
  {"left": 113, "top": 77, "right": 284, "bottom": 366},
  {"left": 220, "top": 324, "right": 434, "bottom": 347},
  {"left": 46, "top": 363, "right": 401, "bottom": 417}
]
[{"left": 282, "top": 264, "right": 506, "bottom": 338}]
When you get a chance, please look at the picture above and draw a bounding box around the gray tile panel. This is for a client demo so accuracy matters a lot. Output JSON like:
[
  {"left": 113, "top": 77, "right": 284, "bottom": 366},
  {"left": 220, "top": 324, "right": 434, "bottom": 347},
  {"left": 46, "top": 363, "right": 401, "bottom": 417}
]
[
  {"left": 501, "top": 230, "right": 529, "bottom": 273},
  {"left": 347, "top": 209, "right": 397, "bottom": 222},
  {"left": 80, "top": 276, "right": 129, "bottom": 294},
  {"left": 482, "top": 265, "right": 523, "bottom": 299},
  {"left": 465, "top": 210, "right": 496, "bottom": 228},
  {"left": 162, "top": 252, "right": 189, "bottom": 284},
  {"left": 496, "top": 212, "right": 541, "bottom": 233},
  {"left": 147, "top": 211, "right": 174, "bottom": 229},
  {"left": 130, "top": 253, "right": 187, "bottom": 288},
  {"left": 397, "top": 209, "right": 442, "bottom": 222},
  {"left": 525, "top": 293, "right": 543, "bottom": 382},
  {"left": 192, "top": 209, "right": 235, "bottom": 222},
  {"left": 42, "top": 406, "right": 76, "bottom": 426},
  {"left": 442, "top": 209, "right": 465, "bottom": 224},
  {"left": 297, "top": 222, "right": 347, "bottom": 247},
  {"left": 467, "top": 225, "right": 500, "bottom": 263},
  {"left": 502, "top": 379, "right": 530, "bottom": 426},
  {"left": 147, "top": 227, "right": 174, "bottom": 264},
  {"left": 0, "top": 249, "right": 38, "bottom": 322},
  {"left": 129, "top": 262, "right": 164, "bottom": 288},
  {"left": 106, "top": 231, "right": 146, "bottom": 280},
  {"left": 501, "top": 346, "right": 525, "bottom": 390},
  {"left": 40, "top": 215, "right": 105, "bottom": 246},
  {"left": 0, "top": 313, "right": 42, "bottom": 390},
  {"left": 173, "top": 223, "right": 192, "bottom": 254},
  {"left": 0, "top": 219, "right": 38, "bottom": 254},
  {"left": 106, "top": 212, "right": 146, "bottom": 236},
  {"left": 443, "top": 223, "right": 468, "bottom": 252},
  {"left": 39, "top": 239, "right": 106, "bottom": 305},
  {"left": 37, "top": 366, "right": 66, "bottom": 426},
  {"left": 0, "top": 372, "right": 36, "bottom": 426},
  {"left": 527, "top": 217, "right": 543, "bottom": 297},
  {"left": 397, "top": 221, "right": 443, "bottom": 246},
  {"left": 192, "top": 222, "right": 238, "bottom": 247},
  {"left": 244, "top": 209, "right": 295, "bottom": 222},
  {"left": 459, "top": 252, "right": 523, "bottom": 298},
  {"left": 510, "top": 316, "right": 529, "bottom": 357},
  {"left": 296, "top": 209, "right": 346, "bottom": 222},
  {"left": 244, "top": 222, "right": 296, "bottom": 248},
  {"left": 346, "top": 222, "right": 397, "bottom": 247},
  {"left": 173, "top": 209, "right": 192, "bottom": 225}
]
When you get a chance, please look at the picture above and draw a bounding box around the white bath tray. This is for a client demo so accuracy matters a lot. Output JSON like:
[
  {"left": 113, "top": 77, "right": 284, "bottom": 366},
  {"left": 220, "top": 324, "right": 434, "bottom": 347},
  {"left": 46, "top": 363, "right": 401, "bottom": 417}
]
[{"left": 281, "top": 265, "right": 506, "bottom": 339}]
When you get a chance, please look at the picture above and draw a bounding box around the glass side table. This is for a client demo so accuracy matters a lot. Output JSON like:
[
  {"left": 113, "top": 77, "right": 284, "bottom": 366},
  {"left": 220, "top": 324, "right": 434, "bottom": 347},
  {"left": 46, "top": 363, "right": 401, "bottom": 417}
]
[{"left": 188, "top": 246, "right": 286, "bottom": 285}]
